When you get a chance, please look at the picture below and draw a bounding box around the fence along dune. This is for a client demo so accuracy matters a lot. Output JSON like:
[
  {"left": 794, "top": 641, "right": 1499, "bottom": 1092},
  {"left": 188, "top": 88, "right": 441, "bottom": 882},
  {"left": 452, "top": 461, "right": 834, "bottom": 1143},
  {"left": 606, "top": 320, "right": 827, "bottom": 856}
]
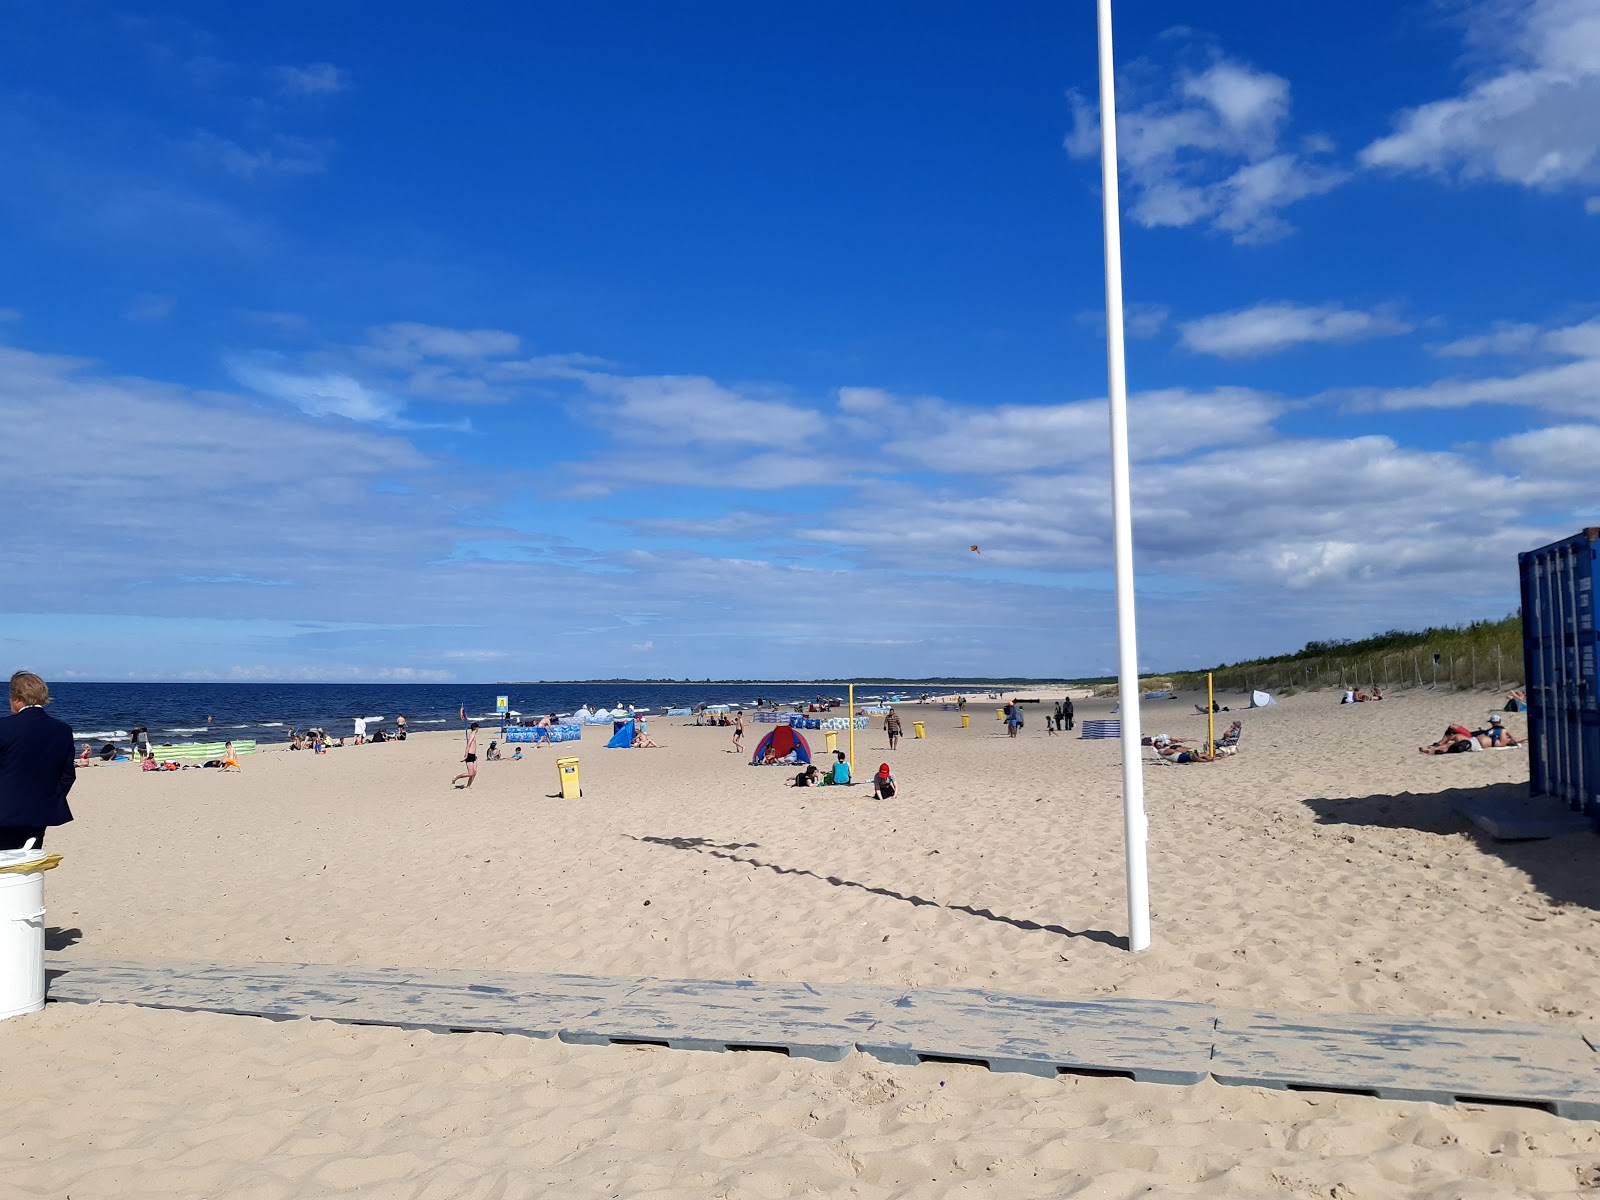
[{"left": 1164, "top": 616, "right": 1522, "bottom": 696}]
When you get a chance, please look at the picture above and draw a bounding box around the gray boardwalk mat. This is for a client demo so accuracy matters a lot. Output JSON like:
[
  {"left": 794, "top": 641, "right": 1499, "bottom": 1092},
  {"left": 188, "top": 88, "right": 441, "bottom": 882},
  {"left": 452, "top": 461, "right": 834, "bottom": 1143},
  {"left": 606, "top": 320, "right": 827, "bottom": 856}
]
[
  {"left": 1212, "top": 1008, "right": 1600, "bottom": 1120},
  {"left": 857, "top": 986, "right": 1214, "bottom": 1084},
  {"left": 558, "top": 977, "right": 883, "bottom": 1061},
  {"left": 43, "top": 957, "right": 1600, "bottom": 1120},
  {"left": 46, "top": 958, "right": 635, "bottom": 1038}
]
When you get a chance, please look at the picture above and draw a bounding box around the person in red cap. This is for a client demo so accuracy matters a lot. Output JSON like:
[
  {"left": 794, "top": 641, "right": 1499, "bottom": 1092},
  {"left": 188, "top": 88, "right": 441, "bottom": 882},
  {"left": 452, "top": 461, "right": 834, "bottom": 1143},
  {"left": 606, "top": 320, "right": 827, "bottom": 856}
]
[{"left": 872, "top": 763, "right": 897, "bottom": 799}]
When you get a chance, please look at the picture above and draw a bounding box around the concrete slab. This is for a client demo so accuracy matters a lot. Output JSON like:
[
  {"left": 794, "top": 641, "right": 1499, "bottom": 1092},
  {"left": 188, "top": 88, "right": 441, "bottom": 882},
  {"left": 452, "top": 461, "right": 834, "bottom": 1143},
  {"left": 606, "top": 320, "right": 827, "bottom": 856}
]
[{"left": 1450, "top": 793, "right": 1593, "bottom": 840}]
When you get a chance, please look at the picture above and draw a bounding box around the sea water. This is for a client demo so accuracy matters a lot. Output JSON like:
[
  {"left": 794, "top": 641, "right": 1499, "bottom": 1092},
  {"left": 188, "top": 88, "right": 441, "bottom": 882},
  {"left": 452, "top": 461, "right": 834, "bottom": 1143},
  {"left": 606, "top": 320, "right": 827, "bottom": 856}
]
[{"left": 44, "top": 682, "right": 876, "bottom": 749}]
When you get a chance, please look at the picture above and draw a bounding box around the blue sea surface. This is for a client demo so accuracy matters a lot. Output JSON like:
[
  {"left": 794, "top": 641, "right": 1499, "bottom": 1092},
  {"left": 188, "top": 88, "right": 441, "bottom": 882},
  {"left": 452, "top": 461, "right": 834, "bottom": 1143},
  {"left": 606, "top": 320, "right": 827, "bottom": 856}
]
[{"left": 42, "top": 682, "right": 919, "bottom": 748}]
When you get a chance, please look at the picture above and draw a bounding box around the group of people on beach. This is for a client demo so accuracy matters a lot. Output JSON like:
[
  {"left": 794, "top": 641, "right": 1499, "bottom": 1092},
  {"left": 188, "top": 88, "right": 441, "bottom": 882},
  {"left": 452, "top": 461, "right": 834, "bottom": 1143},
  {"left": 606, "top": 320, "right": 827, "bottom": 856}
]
[
  {"left": 1419, "top": 714, "right": 1522, "bottom": 754},
  {"left": 787, "top": 752, "right": 898, "bottom": 798}
]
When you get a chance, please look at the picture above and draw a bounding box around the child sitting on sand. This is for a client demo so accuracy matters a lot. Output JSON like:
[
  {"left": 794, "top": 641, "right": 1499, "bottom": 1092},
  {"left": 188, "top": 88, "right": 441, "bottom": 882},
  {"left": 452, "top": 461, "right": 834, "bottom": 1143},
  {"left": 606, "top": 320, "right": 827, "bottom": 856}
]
[
  {"left": 872, "top": 763, "right": 897, "bottom": 799},
  {"left": 789, "top": 764, "right": 820, "bottom": 787}
]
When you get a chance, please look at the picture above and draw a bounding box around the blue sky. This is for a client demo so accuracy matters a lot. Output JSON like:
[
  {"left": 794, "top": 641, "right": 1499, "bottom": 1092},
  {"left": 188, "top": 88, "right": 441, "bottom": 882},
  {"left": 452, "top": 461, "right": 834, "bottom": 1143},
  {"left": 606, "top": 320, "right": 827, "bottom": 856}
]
[{"left": 3, "top": 0, "right": 1598, "bottom": 682}]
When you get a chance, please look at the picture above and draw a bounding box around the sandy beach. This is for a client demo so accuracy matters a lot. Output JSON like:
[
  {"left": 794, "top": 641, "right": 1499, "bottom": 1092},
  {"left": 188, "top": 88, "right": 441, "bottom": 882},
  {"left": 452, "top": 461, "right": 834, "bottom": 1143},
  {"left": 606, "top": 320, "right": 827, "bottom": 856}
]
[{"left": 4, "top": 688, "right": 1598, "bottom": 1197}]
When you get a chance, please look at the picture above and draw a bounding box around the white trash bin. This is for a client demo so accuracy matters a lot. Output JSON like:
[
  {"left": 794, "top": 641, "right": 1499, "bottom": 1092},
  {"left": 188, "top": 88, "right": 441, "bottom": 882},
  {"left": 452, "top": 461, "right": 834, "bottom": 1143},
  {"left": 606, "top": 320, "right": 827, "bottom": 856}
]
[{"left": 0, "top": 847, "right": 51, "bottom": 1021}]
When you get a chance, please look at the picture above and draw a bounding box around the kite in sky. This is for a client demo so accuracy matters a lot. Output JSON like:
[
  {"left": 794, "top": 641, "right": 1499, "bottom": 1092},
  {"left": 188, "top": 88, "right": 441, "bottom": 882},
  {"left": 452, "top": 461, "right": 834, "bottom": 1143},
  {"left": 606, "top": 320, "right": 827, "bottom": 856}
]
[{"left": 970, "top": 545, "right": 980, "bottom": 553}]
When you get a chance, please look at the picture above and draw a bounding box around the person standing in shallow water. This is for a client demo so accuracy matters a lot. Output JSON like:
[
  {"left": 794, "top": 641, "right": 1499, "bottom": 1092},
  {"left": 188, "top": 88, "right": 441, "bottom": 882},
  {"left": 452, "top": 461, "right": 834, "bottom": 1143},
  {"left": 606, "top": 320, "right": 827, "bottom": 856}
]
[
  {"left": 0, "top": 671, "right": 76, "bottom": 851},
  {"left": 451, "top": 723, "right": 479, "bottom": 788}
]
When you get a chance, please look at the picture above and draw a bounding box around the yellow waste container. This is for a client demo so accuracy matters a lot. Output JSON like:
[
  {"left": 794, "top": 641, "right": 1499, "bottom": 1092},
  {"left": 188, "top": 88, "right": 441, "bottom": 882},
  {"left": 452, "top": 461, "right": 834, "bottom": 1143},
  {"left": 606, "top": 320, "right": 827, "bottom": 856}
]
[
  {"left": 913, "top": 721, "right": 925, "bottom": 739},
  {"left": 556, "top": 756, "right": 581, "bottom": 800},
  {"left": 996, "top": 708, "right": 1005, "bottom": 721},
  {"left": 961, "top": 713, "right": 970, "bottom": 728},
  {"left": 825, "top": 731, "right": 838, "bottom": 753}
]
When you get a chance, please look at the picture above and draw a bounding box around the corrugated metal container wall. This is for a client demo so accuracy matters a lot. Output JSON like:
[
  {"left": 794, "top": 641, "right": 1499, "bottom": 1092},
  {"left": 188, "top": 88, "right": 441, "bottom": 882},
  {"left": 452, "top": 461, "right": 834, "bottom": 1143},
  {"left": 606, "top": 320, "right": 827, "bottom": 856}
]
[{"left": 1518, "top": 527, "right": 1600, "bottom": 825}]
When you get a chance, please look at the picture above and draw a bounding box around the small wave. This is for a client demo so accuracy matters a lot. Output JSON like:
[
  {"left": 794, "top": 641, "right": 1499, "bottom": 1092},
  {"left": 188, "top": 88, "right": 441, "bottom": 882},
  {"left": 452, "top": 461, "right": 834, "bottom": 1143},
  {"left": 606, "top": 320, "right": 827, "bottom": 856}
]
[
  {"left": 164, "top": 727, "right": 213, "bottom": 734},
  {"left": 72, "top": 730, "right": 129, "bottom": 740},
  {"left": 415, "top": 718, "right": 448, "bottom": 724},
  {"left": 260, "top": 722, "right": 284, "bottom": 727}
]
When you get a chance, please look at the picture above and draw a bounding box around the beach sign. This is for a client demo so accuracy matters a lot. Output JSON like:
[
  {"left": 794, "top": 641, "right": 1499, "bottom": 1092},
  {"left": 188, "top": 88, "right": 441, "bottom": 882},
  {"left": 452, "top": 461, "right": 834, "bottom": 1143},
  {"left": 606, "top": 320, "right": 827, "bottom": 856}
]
[{"left": 495, "top": 695, "right": 509, "bottom": 713}]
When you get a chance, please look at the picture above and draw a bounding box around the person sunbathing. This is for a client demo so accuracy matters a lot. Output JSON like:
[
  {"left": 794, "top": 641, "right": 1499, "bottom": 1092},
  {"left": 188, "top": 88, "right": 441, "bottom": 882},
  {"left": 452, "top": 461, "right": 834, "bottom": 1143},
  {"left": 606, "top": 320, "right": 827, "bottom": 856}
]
[
  {"left": 1156, "top": 743, "right": 1215, "bottom": 763},
  {"left": 789, "top": 764, "right": 821, "bottom": 787},
  {"left": 1475, "top": 714, "right": 1521, "bottom": 747},
  {"left": 1420, "top": 725, "right": 1478, "bottom": 754},
  {"left": 632, "top": 729, "right": 661, "bottom": 748}
]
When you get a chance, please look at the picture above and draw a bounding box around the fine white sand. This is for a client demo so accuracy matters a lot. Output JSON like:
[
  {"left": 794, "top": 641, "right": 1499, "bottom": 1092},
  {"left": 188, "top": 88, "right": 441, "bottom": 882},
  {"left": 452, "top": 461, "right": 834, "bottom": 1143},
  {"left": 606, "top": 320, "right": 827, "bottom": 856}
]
[{"left": 5, "top": 688, "right": 1598, "bottom": 1197}]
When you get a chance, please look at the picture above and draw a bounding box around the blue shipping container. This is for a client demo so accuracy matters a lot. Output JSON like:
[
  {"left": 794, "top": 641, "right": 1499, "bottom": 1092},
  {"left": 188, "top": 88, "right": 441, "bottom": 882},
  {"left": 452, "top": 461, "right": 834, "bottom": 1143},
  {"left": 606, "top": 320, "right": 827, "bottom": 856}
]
[{"left": 1518, "top": 527, "right": 1600, "bottom": 825}]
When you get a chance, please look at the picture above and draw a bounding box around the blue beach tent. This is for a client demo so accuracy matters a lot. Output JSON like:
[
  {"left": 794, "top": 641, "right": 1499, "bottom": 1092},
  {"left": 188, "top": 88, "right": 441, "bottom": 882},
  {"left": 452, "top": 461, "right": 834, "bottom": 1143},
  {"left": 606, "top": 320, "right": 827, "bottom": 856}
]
[{"left": 605, "top": 720, "right": 638, "bottom": 748}]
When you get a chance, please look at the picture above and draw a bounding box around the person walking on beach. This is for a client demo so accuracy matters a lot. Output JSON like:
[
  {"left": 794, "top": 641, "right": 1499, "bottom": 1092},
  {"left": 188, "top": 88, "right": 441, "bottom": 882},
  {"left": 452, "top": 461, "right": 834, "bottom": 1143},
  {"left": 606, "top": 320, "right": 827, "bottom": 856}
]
[
  {"left": 884, "top": 706, "right": 903, "bottom": 750},
  {"left": 396, "top": 715, "right": 407, "bottom": 740},
  {"left": 732, "top": 711, "right": 745, "bottom": 755},
  {"left": 0, "top": 671, "right": 77, "bottom": 851},
  {"left": 1005, "top": 703, "right": 1023, "bottom": 738},
  {"left": 1062, "top": 696, "right": 1074, "bottom": 731},
  {"left": 452, "top": 722, "right": 479, "bottom": 788},
  {"left": 354, "top": 715, "right": 366, "bottom": 746}
]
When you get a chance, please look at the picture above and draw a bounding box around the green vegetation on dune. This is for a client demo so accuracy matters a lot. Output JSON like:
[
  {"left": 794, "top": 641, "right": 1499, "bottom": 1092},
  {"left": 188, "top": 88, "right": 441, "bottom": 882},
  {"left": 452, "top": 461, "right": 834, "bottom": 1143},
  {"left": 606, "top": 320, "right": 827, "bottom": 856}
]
[{"left": 1165, "top": 615, "right": 1523, "bottom": 695}]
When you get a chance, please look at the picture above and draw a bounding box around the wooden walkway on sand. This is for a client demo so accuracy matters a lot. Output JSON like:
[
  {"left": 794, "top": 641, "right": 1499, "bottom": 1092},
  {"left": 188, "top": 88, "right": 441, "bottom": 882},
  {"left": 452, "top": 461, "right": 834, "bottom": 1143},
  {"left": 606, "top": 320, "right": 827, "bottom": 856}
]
[{"left": 45, "top": 957, "right": 1600, "bottom": 1121}]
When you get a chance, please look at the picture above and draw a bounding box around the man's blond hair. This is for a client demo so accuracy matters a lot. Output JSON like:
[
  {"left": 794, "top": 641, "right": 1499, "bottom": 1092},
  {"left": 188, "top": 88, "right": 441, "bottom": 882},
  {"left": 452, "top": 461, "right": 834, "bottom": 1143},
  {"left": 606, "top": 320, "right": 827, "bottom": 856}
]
[{"left": 10, "top": 671, "right": 50, "bottom": 707}]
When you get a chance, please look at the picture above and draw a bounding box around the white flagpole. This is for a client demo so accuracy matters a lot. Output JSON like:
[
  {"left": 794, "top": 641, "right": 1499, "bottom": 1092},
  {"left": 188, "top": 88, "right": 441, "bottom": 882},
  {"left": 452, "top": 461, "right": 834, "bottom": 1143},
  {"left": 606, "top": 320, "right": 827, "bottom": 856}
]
[{"left": 1095, "top": 0, "right": 1151, "bottom": 952}]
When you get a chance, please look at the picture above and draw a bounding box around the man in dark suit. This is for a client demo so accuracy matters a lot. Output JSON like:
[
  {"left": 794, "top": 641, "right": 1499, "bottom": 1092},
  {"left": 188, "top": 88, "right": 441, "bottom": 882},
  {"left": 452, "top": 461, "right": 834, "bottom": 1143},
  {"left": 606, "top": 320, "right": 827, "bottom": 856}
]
[{"left": 0, "top": 671, "right": 76, "bottom": 850}]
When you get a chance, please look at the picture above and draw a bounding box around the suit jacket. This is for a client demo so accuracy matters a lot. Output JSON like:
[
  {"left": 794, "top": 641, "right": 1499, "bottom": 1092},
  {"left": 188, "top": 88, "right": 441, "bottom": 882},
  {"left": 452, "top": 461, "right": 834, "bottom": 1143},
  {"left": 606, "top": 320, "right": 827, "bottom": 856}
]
[{"left": 0, "top": 707, "right": 76, "bottom": 827}]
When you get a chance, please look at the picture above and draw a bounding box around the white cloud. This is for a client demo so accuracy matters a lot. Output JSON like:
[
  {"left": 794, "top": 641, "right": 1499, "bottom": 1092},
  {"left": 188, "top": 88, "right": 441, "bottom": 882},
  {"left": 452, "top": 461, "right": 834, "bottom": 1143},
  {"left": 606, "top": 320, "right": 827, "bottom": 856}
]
[
  {"left": 11, "top": 324, "right": 1600, "bottom": 680},
  {"left": 190, "top": 131, "right": 329, "bottom": 179},
  {"left": 277, "top": 63, "right": 347, "bottom": 96},
  {"left": 1361, "top": 0, "right": 1600, "bottom": 198},
  {"left": 1431, "top": 322, "right": 1543, "bottom": 357},
  {"left": 227, "top": 357, "right": 408, "bottom": 424},
  {"left": 367, "top": 322, "right": 522, "bottom": 361},
  {"left": 1350, "top": 315, "right": 1600, "bottom": 413},
  {"left": 125, "top": 293, "right": 174, "bottom": 322},
  {"left": 1179, "top": 302, "right": 1412, "bottom": 358},
  {"left": 1066, "top": 56, "right": 1343, "bottom": 243},
  {"left": 1494, "top": 422, "right": 1600, "bottom": 475},
  {"left": 0, "top": 308, "right": 20, "bottom": 322},
  {"left": 1587, "top": 196, "right": 1600, "bottom": 214},
  {"left": 571, "top": 372, "right": 815, "bottom": 448}
]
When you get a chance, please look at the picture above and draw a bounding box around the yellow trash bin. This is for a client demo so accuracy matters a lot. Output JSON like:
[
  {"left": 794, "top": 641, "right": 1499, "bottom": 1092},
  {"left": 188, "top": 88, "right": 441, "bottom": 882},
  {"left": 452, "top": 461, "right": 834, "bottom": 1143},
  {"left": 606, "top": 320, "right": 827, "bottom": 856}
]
[
  {"left": 996, "top": 708, "right": 1005, "bottom": 721},
  {"left": 824, "top": 731, "right": 838, "bottom": 753},
  {"left": 913, "top": 721, "right": 925, "bottom": 739},
  {"left": 556, "top": 756, "right": 581, "bottom": 800},
  {"left": 961, "top": 713, "right": 970, "bottom": 728}
]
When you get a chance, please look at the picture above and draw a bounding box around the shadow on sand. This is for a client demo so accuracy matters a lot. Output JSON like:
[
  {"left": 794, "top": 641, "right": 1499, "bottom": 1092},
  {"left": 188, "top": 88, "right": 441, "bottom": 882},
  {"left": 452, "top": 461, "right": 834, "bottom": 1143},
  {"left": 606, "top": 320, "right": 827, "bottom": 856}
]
[
  {"left": 1304, "top": 782, "right": 1599, "bottom": 912},
  {"left": 629, "top": 834, "right": 1126, "bottom": 949}
]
